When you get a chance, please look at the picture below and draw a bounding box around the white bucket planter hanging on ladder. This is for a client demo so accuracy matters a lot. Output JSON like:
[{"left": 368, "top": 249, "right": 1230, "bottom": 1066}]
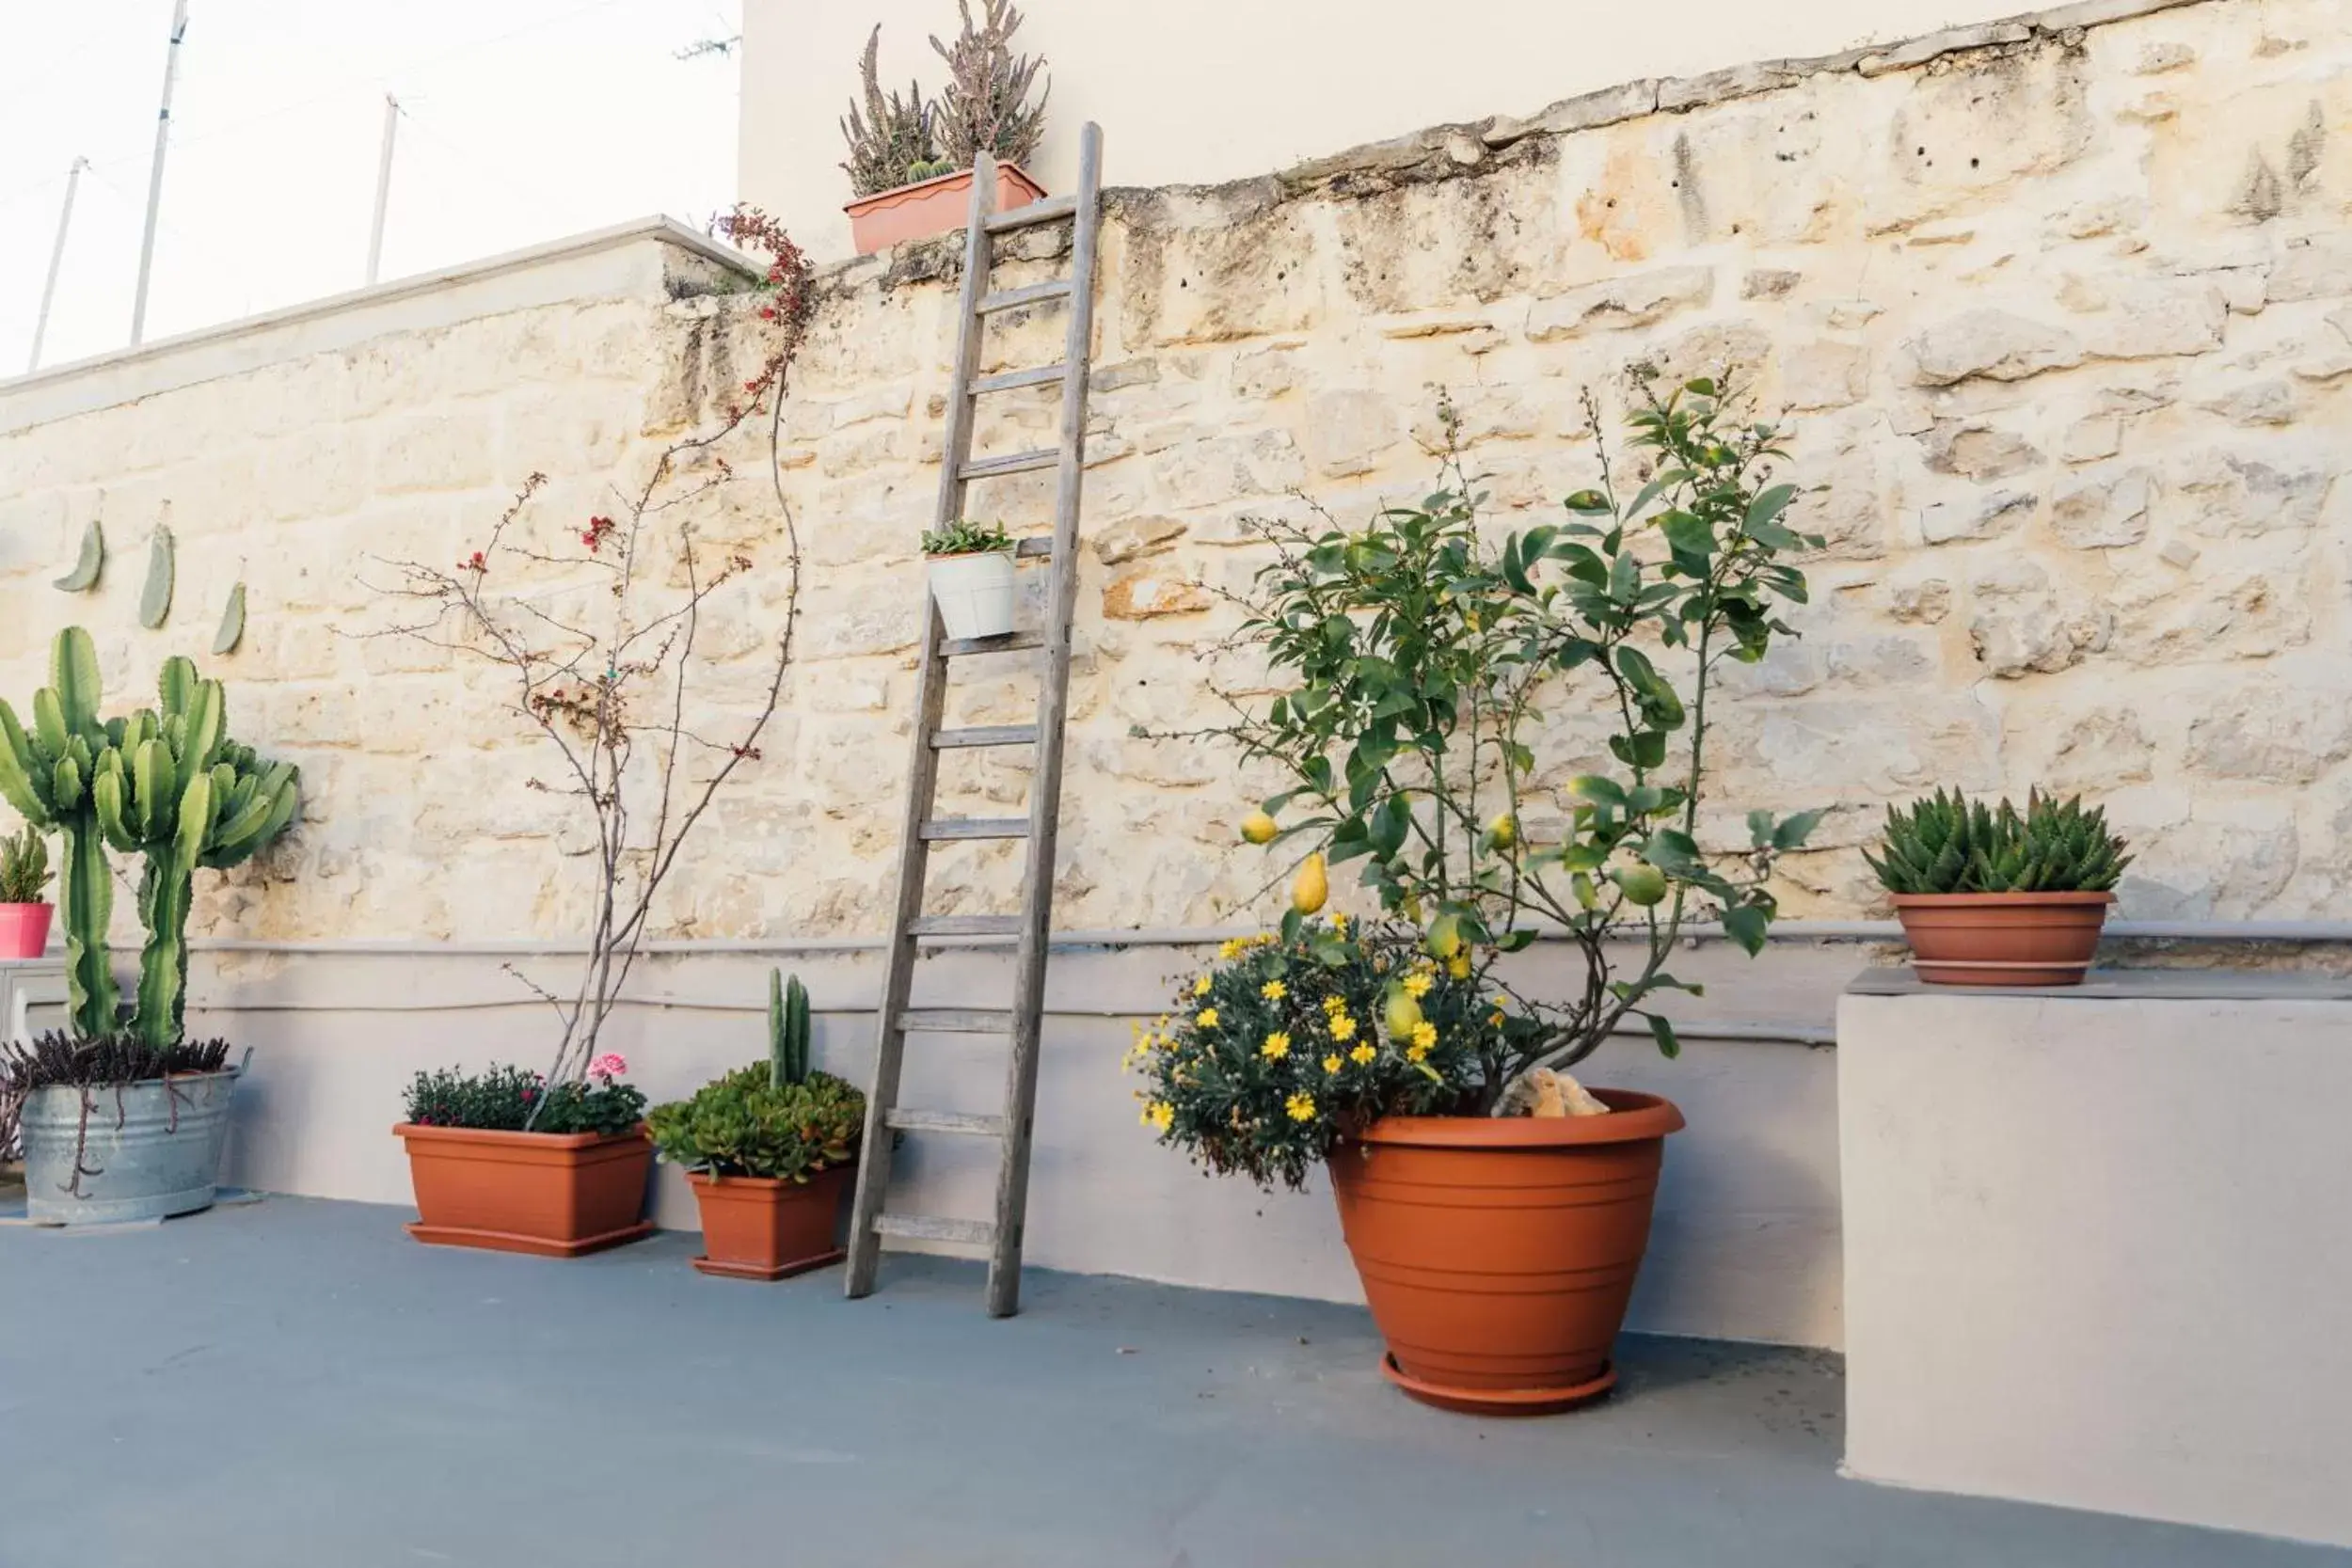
[{"left": 927, "top": 546, "right": 1018, "bottom": 641}]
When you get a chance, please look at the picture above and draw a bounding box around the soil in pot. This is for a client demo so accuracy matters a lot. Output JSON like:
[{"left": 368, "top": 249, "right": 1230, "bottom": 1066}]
[
  {"left": 846, "top": 162, "right": 1047, "bottom": 255},
  {"left": 396, "top": 1123, "right": 654, "bottom": 1258},
  {"left": 1327, "top": 1090, "right": 1685, "bottom": 1416},
  {"left": 0, "top": 903, "right": 53, "bottom": 959},
  {"left": 1892, "top": 890, "right": 2115, "bottom": 986},
  {"left": 688, "top": 1164, "right": 850, "bottom": 1280}
]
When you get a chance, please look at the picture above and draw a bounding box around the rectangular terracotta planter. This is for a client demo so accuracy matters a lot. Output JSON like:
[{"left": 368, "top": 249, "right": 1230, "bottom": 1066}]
[
  {"left": 394, "top": 1122, "right": 654, "bottom": 1258},
  {"left": 687, "top": 1164, "right": 850, "bottom": 1281},
  {"left": 846, "top": 162, "right": 1047, "bottom": 255}
]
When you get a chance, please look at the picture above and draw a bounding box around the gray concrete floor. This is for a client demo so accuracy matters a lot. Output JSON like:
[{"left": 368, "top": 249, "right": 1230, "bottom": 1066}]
[{"left": 1, "top": 1196, "right": 2341, "bottom": 1568}]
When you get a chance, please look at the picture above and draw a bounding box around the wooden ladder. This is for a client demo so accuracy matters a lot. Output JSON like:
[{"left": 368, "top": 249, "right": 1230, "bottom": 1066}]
[{"left": 844, "top": 126, "right": 1104, "bottom": 1318}]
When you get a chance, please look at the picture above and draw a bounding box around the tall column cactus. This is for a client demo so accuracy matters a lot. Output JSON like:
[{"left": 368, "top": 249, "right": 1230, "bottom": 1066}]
[
  {"left": 0, "top": 628, "right": 117, "bottom": 1037},
  {"left": 92, "top": 656, "right": 299, "bottom": 1051},
  {"left": 769, "top": 969, "right": 811, "bottom": 1088}
]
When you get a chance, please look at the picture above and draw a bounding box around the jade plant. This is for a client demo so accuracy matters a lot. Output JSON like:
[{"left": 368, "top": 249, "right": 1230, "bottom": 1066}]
[
  {"left": 1866, "top": 789, "right": 2130, "bottom": 895},
  {"left": 0, "top": 628, "right": 119, "bottom": 1037}
]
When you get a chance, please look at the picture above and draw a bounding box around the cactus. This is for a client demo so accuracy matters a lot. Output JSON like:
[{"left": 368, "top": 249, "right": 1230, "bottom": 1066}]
[
  {"left": 1866, "top": 788, "right": 2131, "bottom": 895},
  {"left": 0, "top": 628, "right": 117, "bottom": 1037},
  {"left": 904, "top": 157, "right": 957, "bottom": 182},
  {"left": 769, "top": 969, "right": 811, "bottom": 1088},
  {"left": 92, "top": 655, "right": 299, "bottom": 1051},
  {"left": 0, "top": 823, "right": 51, "bottom": 905}
]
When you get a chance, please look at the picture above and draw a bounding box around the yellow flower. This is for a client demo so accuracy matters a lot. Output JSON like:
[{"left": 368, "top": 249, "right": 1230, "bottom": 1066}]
[
  {"left": 1284, "top": 1092, "right": 1317, "bottom": 1123},
  {"left": 1321, "top": 993, "right": 1346, "bottom": 1014},
  {"left": 1330, "top": 1014, "right": 1358, "bottom": 1042},
  {"left": 1218, "top": 939, "right": 1246, "bottom": 960},
  {"left": 1350, "top": 1042, "right": 1376, "bottom": 1066},
  {"left": 1197, "top": 1008, "right": 1219, "bottom": 1028},
  {"left": 1412, "top": 1021, "right": 1438, "bottom": 1052},
  {"left": 1323, "top": 1053, "right": 1343, "bottom": 1075},
  {"left": 1489, "top": 1009, "right": 1506, "bottom": 1028},
  {"left": 1406, "top": 1042, "right": 1431, "bottom": 1064},
  {"left": 1194, "top": 974, "right": 1213, "bottom": 997},
  {"left": 1148, "top": 1101, "right": 1174, "bottom": 1132},
  {"left": 1330, "top": 913, "right": 1350, "bottom": 936},
  {"left": 1261, "top": 1032, "right": 1292, "bottom": 1060},
  {"left": 1448, "top": 954, "right": 1471, "bottom": 979},
  {"left": 1403, "top": 973, "right": 1434, "bottom": 1000},
  {"left": 1261, "top": 979, "right": 1287, "bottom": 1001}
]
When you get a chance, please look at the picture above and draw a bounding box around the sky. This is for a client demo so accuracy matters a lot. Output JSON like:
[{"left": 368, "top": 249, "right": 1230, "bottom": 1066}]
[{"left": 0, "top": 0, "right": 744, "bottom": 374}]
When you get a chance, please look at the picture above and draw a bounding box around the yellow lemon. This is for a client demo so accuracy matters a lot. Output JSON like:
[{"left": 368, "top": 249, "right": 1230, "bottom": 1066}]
[
  {"left": 1241, "top": 809, "right": 1279, "bottom": 846},
  {"left": 1615, "top": 864, "right": 1669, "bottom": 907},
  {"left": 1291, "top": 853, "right": 1328, "bottom": 915},
  {"left": 1425, "top": 911, "right": 1464, "bottom": 961},
  {"left": 1488, "top": 813, "right": 1518, "bottom": 850},
  {"left": 1383, "top": 989, "right": 1425, "bottom": 1042}
]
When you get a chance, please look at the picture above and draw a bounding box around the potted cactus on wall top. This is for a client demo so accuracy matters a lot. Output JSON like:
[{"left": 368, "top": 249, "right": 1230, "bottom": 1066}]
[
  {"left": 0, "top": 824, "right": 53, "bottom": 960},
  {"left": 840, "top": 1, "right": 1051, "bottom": 254},
  {"left": 1867, "top": 790, "right": 2130, "bottom": 986}
]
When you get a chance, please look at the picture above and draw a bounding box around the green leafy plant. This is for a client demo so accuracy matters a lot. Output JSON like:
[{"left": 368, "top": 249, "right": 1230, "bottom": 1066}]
[
  {"left": 929, "top": 0, "right": 1048, "bottom": 169},
  {"left": 648, "top": 1066, "right": 864, "bottom": 1182},
  {"left": 921, "top": 518, "right": 1014, "bottom": 556},
  {"left": 404, "top": 1058, "right": 646, "bottom": 1137},
  {"left": 770, "top": 969, "right": 811, "bottom": 1087},
  {"left": 0, "top": 824, "right": 50, "bottom": 905},
  {"left": 0, "top": 628, "right": 120, "bottom": 1038},
  {"left": 1186, "top": 375, "right": 1824, "bottom": 1110},
  {"left": 1867, "top": 789, "right": 2130, "bottom": 895},
  {"left": 841, "top": 24, "right": 942, "bottom": 197},
  {"left": 1131, "top": 921, "right": 1509, "bottom": 1191}
]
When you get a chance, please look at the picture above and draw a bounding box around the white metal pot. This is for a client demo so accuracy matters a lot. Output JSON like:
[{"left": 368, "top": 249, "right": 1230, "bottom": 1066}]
[{"left": 928, "top": 549, "right": 1018, "bottom": 641}]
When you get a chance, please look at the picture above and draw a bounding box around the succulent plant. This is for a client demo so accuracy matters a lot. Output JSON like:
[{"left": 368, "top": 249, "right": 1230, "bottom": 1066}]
[
  {"left": 1865, "top": 789, "right": 2130, "bottom": 895},
  {"left": 92, "top": 656, "right": 299, "bottom": 1051},
  {"left": 930, "top": 0, "right": 1048, "bottom": 169},
  {"left": 0, "top": 628, "right": 117, "bottom": 1037},
  {"left": 769, "top": 969, "right": 811, "bottom": 1089},
  {"left": 904, "top": 157, "right": 957, "bottom": 182},
  {"left": 0, "top": 823, "right": 51, "bottom": 906},
  {"left": 840, "top": 24, "right": 942, "bottom": 198}
]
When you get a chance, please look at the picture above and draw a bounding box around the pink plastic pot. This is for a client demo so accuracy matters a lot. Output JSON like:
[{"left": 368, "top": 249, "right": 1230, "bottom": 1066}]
[{"left": 0, "top": 903, "right": 54, "bottom": 959}]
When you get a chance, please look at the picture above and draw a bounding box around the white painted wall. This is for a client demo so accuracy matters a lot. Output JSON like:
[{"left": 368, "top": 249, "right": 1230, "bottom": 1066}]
[
  {"left": 740, "top": 0, "right": 2051, "bottom": 258},
  {"left": 1839, "top": 974, "right": 2352, "bottom": 1548}
]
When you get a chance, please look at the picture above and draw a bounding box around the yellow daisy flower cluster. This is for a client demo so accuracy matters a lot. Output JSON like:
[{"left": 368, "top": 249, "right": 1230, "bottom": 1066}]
[
  {"left": 1261, "top": 1032, "right": 1292, "bottom": 1060},
  {"left": 1261, "top": 979, "right": 1286, "bottom": 1001},
  {"left": 1284, "top": 1092, "right": 1317, "bottom": 1123},
  {"left": 1402, "top": 972, "right": 1434, "bottom": 1000},
  {"left": 1139, "top": 1101, "right": 1175, "bottom": 1131},
  {"left": 1196, "top": 1007, "right": 1219, "bottom": 1028},
  {"left": 1194, "top": 974, "right": 1214, "bottom": 997},
  {"left": 1323, "top": 1053, "right": 1343, "bottom": 1075},
  {"left": 1406, "top": 1020, "right": 1438, "bottom": 1063},
  {"left": 1449, "top": 954, "right": 1472, "bottom": 979},
  {"left": 1218, "top": 939, "right": 1247, "bottom": 960},
  {"left": 1349, "top": 1042, "right": 1377, "bottom": 1066}
]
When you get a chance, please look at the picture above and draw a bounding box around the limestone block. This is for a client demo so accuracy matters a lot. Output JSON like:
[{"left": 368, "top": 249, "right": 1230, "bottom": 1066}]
[
  {"left": 1149, "top": 430, "right": 1307, "bottom": 510},
  {"left": 1967, "top": 558, "right": 2106, "bottom": 677},
  {"left": 1780, "top": 341, "right": 1869, "bottom": 410},
  {"left": 1094, "top": 515, "right": 1188, "bottom": 565},
  {"left": 2186, "top": 693, "right": 2352, "bottom": 784},
  {"left": 2198, "top": 377, "right": 2299, "bottom": 426},
  {"left": 2050, "top": 467, "right": 2153, "bottom": 548},
  {"left": 2036, "top": 707, "right": 2157, "bottom": 791},
  {"left": 2059, "top": 413, "right": 2123, "bottom": 462},
  {"left": 2080, "top": 281, "right": 2228, "bottom": 361},
  {"left": 1903, "top": 309, "right": 2084, "bottom": 386},
  {"left": 1525, "top": 267, "right": 1714, "bottom": 341},
  {"left": 372, "top": 412, "right": 497, "bottom": 495},
  {"left": 2165, "top": 445, "right": 2330, "bottom": 536},
  {"left": 1921, "top": 489, "right": 2036, "bottom": 546},
  {"left": 2265, "top": 235, "right": 2352, "bottom": 303},
  {"left": 1303, "top": 389, "right": 1400, "bottom": 478},
  {"left": 1104, "top": 570, "right": 1211, "bottom": 620},
  {"left": 1921, "top": 420, "right": 2043, "bottom": 482}
]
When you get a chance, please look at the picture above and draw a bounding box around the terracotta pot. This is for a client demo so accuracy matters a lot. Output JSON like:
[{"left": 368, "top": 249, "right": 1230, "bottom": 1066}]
[
  {"left": 846, "top": 162, "right": 1047, "bottom": 255},
  {"left": 0, "top": 903, "right": 53, "bottom": 959},
  {"left": 394, "top": 1122, "right": 653, "bottom": 1258},
  {"left": 687, "top": 1165, "right": 850, "bottom": 1280},
  {"left": 1328, "top": 1090, "right": 1684, "bottom": 1416},
  {"left": 1891, "top": 890, "right": 2115, "bottom": 986}
]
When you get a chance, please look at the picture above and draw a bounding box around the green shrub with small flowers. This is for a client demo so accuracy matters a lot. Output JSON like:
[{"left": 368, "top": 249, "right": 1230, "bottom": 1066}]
[{"left": 1130, "top": 918, "right": 1535, "bottom": 1190}]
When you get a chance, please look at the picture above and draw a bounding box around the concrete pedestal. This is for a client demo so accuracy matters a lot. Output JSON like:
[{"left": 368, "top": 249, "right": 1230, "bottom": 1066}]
[
  {"left": 1838, "top": 969, "right": 2352, "bottom": 1548},
  {"left": 0, "top": 957, "right": 67, "bottom": 1045}
]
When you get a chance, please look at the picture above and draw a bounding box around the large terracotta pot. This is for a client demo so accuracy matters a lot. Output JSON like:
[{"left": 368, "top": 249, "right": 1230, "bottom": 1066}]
[
  {"left": 0, "top": 902, "right": 53, "bottom": 959},
  {"left": 1328, "top": 1089, "right": 1684, "bottom": 1415},
  {"left": 1891, "top": 890, "right": 2115, "bottom": 986},
  {"left": 394, "top": 1122, "right": 653, "bottom": 1258},
  {"left": 687, "top": 1165, "right": 850, "bottom": 1280},
  {"left": 845, "top": 162, "right": 1047, "bottom": 255}
]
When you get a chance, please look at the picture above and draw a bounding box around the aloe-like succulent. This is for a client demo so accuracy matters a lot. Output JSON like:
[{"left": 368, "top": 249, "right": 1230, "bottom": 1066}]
[
  {"left": 1865, "top": 788, "right": 2130, "bottom": 895},
  {"left": 930, "top": 0, "right": 1048, "bottom": 168},
  {"left": 840, "top": 24, "right": 941, "bottom": 197},
  {"left": 0, "top": 823, "right": 50, "bottom": 905},
  {"left": 0, "top": 628, "right": 117, "bottom": 1037}
]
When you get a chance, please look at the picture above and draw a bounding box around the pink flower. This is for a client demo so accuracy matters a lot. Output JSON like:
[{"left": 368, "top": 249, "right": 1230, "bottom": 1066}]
[{"left": 588, "top": 1053, "right": 628, "bottom": 1083}]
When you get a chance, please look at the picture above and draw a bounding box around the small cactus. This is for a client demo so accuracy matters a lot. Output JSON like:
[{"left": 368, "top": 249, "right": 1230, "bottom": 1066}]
[
  {"left": 769, "top": 969, "right": 811, "bottom": 1087},
  {"left": 0, "top": 823, "right": 50, "bottom": 905},
  {"left": 0, "top": 628, "right": 116, "bottom": 1037}
]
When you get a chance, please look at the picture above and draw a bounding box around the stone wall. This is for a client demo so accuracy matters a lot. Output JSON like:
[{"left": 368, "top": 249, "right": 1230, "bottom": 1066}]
[{"left": 6, "top": 0, "right": 2350, "bottom": 947}]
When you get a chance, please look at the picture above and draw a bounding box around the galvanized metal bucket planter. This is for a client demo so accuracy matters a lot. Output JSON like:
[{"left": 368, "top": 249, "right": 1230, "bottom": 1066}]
[{"left": 19, "top": 1065, "right": 241, "bottom": 1226}]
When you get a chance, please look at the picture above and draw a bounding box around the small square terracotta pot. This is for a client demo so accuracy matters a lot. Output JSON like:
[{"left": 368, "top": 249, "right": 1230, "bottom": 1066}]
[
  {"left": 846, "top": 163, "right": 1047, "bottom": 255},
  {"left": 395, "top": 1122, "right": 654, "bottom": 1258},
  {"left": 687, "top": 1164, "right": 851, "bottom": 1281}
]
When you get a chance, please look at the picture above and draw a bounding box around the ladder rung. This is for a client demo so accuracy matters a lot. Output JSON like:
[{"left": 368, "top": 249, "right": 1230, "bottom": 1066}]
[
  {"left": 970, "top": 363, "right": 1067, "bottom": 395},
  {"left": 931, "top": 725, "right": 1039, "bottom": 751},
  {"left": 873, "top": 1213, "right": 997, "bottom": 1246},
  {"left": 961, "top": 449, "right": 1059, "bottom": 481},
  {"left": 897, "top": 1008, "right": 1017, "bottom": 1034},
  {"left": 920, "top": 817, "right": 1029, "bottom": 841},
  {"left": 983, "top": 194, "right": 1077, "bottom": 233},
  {"left": 976, "top": 279, "right": 1073, "bottom": 315},
  {"left": 908, "top": 914, "right": 1025, "bottom": 938},
  {"left": 940, "top": 630, "right": 1043, "bottom": 657},
  {"left": 885, "top": 1109, "right": 1009, "bottom": 1138}
]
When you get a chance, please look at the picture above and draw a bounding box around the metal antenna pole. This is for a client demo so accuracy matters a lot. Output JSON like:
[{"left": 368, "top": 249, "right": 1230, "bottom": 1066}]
[
  {"left": 130, "top": 0, "right": 192, "bottom": 347},
  {"left": 28, "top": 157, "right": 88, "bottom": 374},
  {"left": 365, "top": 93, "right": 399, "bottom": 285}
]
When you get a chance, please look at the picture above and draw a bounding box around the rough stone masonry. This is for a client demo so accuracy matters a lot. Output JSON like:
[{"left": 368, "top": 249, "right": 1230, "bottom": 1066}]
[{"left": 2, "top": 0, "right": 2348, "bottom": 947}]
